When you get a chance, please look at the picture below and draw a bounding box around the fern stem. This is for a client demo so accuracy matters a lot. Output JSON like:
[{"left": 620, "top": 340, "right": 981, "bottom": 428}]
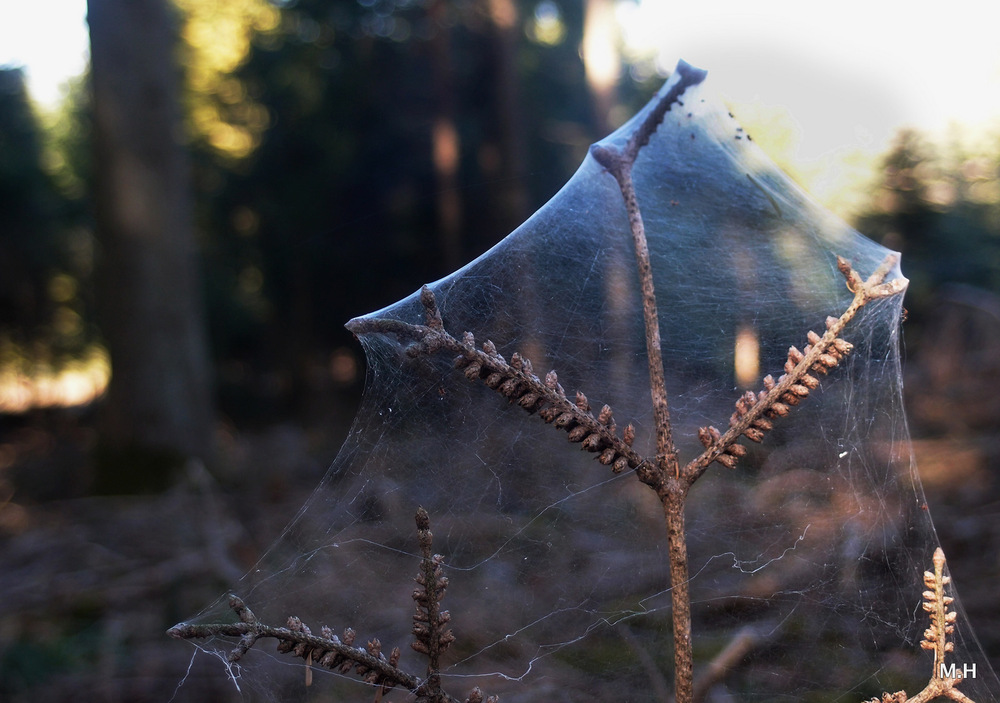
[{"left": 664, "top": 485, "right": 694, "bottom": 701}]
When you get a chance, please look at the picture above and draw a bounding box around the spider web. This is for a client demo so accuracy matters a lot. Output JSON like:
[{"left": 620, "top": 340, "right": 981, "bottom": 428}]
[{"left": 174, "top": 63, "right": 999, "bottom": 701}]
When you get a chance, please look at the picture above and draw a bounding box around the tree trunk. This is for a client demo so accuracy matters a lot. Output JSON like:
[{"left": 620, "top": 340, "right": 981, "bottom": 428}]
[{"left": 88, "top": 0, "right": 213, "bottom": 481}]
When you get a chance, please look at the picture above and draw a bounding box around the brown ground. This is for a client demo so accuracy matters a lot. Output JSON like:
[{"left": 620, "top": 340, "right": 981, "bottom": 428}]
[{"left": 1, "top": 290, "right": 999, "bottom": 702}]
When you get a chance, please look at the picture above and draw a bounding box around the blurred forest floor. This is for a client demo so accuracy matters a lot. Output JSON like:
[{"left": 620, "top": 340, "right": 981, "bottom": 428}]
[{"left": 2, "top": 290, "right": 1000, "bottom": 701}]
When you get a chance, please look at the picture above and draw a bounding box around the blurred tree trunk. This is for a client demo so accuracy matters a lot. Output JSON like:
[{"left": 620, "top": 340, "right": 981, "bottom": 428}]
[
  {"left": 485, "top": 0, "right": 529, "bottom": 235},
  {"left": 88, "top": 0, "right": 213, "bottom": 481}
]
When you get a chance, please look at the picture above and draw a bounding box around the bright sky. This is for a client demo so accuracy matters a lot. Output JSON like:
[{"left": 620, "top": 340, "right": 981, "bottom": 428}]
[
  {"left": 618, "top": 0, "right": 1000, "bottom": 161},
  {"left": 0, "top": 0, "right": 89, "bottom": 108},
  {"left": 2, "top": 0, "right": 999, "bottom": 160}
]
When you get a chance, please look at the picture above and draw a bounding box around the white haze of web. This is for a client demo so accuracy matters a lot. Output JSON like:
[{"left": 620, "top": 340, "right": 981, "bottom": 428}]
[{"left": 173, "top": 66, "right": 999, "bottom": 702}]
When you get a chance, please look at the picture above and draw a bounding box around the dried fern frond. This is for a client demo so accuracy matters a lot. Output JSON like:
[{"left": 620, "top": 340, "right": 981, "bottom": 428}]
[
  {"left": 167, "top": 596, "right": 418, "bottom": 694},
  {"left": 412, "top": 507, "right": 455, "bottom": 671},
  {"left": 348, "top": 286, "right": 646, "bottom": 478},
  {"left": 864, "top": 547, "right": 978, "bottom": 703},
  {"left": 167, "top": 510, "right": 497, "bottom": 703},
  {"left": 687, "top": 254, "right": 905, "bottom": 481}
]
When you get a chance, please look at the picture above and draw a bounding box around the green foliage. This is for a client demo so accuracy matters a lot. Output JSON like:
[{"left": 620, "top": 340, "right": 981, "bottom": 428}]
[
  {"left": 0, "top": 68, "right": 94, "bottom": 370},
  {"left": 856, "top": 129, "right": 1000, "bottom": 323}
]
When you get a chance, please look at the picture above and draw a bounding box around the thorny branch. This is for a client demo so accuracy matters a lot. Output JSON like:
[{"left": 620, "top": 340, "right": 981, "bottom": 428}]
[{"left": 168, "top": 511, "right": 496, "bottom": 703}]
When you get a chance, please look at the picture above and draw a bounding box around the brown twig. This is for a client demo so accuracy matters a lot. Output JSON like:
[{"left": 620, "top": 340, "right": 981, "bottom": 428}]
[
  {"left": 412, "top": 507, "right": 455, "bottom": 701},
  {"left": 865, "top": 548, "right": 978, "bottom": 703},
  {"left": 691, "top": 627, "right": 761, "bottom": 703},
  {"left": 346, "top": 254, "right": 906, "bottom": 703},
  {"left": 167, "top": 596, "right": 421, "bottom": 694},
  {"left": 347, "top": 289, "right": 648, "bottom": 482},
  {"left": 167, "top": 511, "right": 496, "bottom": 703},
  {"left": 587, "top": 59, "right": 708, "bottom": 483},
  {"left": 686, "top": 254, "right": 907, "bottom": 485}
]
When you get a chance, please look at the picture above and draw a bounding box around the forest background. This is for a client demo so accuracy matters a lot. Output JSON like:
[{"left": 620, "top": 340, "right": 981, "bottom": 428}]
[{"left": 2, "top": 0, "right": 1000, "bottom": 700}]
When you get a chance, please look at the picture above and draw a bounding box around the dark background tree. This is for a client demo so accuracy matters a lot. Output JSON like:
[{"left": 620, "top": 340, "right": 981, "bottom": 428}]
[{"left": 87, "top": 0, "right": 213, "bottom": 484}]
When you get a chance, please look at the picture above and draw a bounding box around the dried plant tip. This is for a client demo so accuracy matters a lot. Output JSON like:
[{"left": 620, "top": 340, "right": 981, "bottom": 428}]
[
  {"left": 518, "top": 393, "right": 541, "bottom": 410},
  {"left": 420, "top": 285, "right": 443, "bottom": 329},
  {"left": 466, "top": 687, "right": 484, "bottom": 703},
  {"left": 825, "top": 316, "right": 838, "bottom": 330},
  {"left": 484, "top": 372, "right": 505, "bottom": 389},
  {"left": 576, "top": 391, "right": 590, "bottom": 412},
  {"left": 788, "top": 345, "right": 805, "bottom": 364},
  {"left": 598, "top": 448, "right": 617, "bottom": 465},
  {"left": 807, "top": 330, "right": 822, "bottom": 345},
  {"left": 787, "top": 383, "right": 811, "bottom": 397},
  {"left": 464, "top": 362, "right": 482, "bottom": 381},
  {"left": 554, "top": 412, "right": 576, "bottom": 429},
  {"left": 715, "top": 453, "right": 738, "bottom": 469},
  {"left": 343, "top": 628, "right": 356, "bottom": 646},
  {"left": 698, "top": 426, "right": 713, "bottom": 448},
  {"left": 539, "top": 406, "right": 561, "bottom": 423},
  {"left": 831, "top": 338, "right": 853, "bottom": 355},
  {"left": 725, "top": 443, "right": 747, "bottom": 457},
  {"left": 462, "top": 331, "right": 475, "bottom": 347},
  {"left": 545, "top": 370, "right": 559, "bottom": 389},
  {"left": 743, "top": 427, "right": 765, "bottom": 443},
  {"left": 582, "top": 433, "right": 605, "bottom": 451},
  {"left": 389, "top": 647, "right": 400, "bottom": 666},
  {"left": 567, "top": 425, "right": 589, "bottom": 442},
  {"left": 767, "top": 402, "right": 790, "bottom": 417},
  {"left": 499, "top": 378, "right": 522, "bottom": 397},
  {"left": 321, "top": 625, "right": 333, "bottom": 638},
  {"left": 510, "top": 352, "right": 523, "bottom": 370},
  {"left": 762, "top": 374, "right": 775, "bottom": 390},
  {"left": 623, "top": 423, "right": 635, "bottom": 446},
  {"left": 482, "top": 340, "right": 497, "bottom": 356},
  {"left": 522, "top": 357, "right": 533, "bottom": 376},
  {"left": 815, "top": 353, "right": 840, "bottom": 369},
  {"left": 612, "top": 456, "right": 629, "bottom": 473},
  {"left": 836, "top": 255, "right": 852, "bottom": 278},
  {"left": 800, "top": 373, "right": 820, "bottom": 389},
  {"left": 751, "top": 417, "right": 773, "bottom": 431},
  {"left": 230, "top": 596, "right": 257, "bottom": 623},
  {"left": 598, "top": 404, "right": 614, "bottom": 426},
  {"left": 415, "top": 507, "right": 430, "bottom": 531},
  {"left": 367, "top": 639, "right": 382, "bottom": 657}
]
